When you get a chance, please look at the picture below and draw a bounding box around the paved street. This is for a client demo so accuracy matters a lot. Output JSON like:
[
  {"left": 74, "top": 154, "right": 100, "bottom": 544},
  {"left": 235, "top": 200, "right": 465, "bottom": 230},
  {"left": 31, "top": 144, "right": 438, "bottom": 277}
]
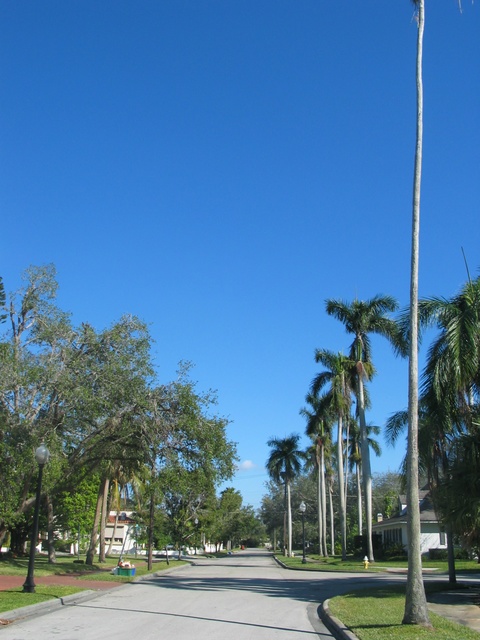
[{"left": 1, "top": 549, "right": 401, "bottom": 640}]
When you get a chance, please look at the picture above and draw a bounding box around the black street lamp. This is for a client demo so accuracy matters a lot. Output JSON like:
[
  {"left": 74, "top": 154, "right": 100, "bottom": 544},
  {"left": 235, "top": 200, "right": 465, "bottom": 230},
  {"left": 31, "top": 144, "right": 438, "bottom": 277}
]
[
  {"left": 299, "top": 501, "right": 306, "bottom": 564},
  {"left": 23, "top": 444, "right": 50, "bottom": 593}
]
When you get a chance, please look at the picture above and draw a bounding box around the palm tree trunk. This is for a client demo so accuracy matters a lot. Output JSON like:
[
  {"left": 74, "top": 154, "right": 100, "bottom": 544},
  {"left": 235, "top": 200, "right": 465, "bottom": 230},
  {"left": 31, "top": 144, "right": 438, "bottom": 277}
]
[
  {"left": 337, "top": 416, "right": 347, "bottom": 560},
  {"left": 403, "top": 0, "right": 431, "bottom": 627},
  {"left": 315, "top": 446, "right": 324, "bottom": 556},
  {"left": 286, "top": 481, "right": 293, "bottom": 557},
  {"left": 356, "top": 463, "right": 363, "bottom": 536},
  {"left": 357, "top": 375, "right": 374, "bottom": 562},
  {"left": 328, "top": 478, "right": 335, "bottom": 556},
  {"left": 320, "top": 447, "right": 328, "bottom": 557},
  {"left": 86, "top": 477, "right": 107, "bottom": 565},
  {"left": 98, "top": 477, "right": 110, "bottom": 562}
]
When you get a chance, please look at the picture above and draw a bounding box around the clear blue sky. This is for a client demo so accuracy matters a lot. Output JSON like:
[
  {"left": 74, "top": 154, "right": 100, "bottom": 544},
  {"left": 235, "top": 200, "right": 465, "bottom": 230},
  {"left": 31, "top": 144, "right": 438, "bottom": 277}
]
[{"left": 1, "top": 1, "right": 479, "bottom": 509}]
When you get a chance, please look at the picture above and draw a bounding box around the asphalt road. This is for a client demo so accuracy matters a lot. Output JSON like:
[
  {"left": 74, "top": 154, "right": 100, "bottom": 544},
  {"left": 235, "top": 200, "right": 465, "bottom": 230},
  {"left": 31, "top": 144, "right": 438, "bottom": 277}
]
[{"left": 1, "top": 549, "right": 402, "bottom": 640}]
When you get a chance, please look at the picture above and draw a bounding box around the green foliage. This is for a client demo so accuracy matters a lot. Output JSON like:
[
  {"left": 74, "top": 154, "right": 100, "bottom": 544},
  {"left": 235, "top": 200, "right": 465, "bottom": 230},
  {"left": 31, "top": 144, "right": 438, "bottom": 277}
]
[{"left": 0, "top": 266, "right": 238, "bottom": 560}]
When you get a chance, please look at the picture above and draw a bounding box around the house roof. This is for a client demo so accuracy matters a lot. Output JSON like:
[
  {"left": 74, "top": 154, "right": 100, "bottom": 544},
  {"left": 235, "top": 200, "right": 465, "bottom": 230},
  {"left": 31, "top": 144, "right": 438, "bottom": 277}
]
[{"left": 373, "top": 491, "right": 439, "bottom": 529}]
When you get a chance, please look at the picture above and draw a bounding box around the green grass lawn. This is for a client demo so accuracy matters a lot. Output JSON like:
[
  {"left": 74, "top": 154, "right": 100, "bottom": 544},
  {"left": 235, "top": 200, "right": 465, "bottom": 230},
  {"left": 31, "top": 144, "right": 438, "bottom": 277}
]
[
  {"left": 277, "top": 552, "right": 480, "bottom": 574},
  {"left": 0, "top": 554, "right": 188, "bottom": 614},
  {"left": 0, "top": 585, "right": 83, "bottom": 615},
  {"left": 328, "top": 585, "right": 480, "bottom": 640}
]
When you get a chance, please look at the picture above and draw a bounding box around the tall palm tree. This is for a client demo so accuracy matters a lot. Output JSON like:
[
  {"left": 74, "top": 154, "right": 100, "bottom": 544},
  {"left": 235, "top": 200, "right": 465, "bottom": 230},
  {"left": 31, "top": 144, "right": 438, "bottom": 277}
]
[
  {"left": 402, "top": 0, "right": 430, "bottom": 626},
  {"left": 346, "top": 419, "right": 381, "bottom": 537},
  {"left": 301, "top": 394, "right": 333, "bottom": 557},
  {"left": 311, "top": 349, "right": 354, "bottom": 559},
  {"left": 266, "top": 434, "right": 304, "bottom": 557},
  {"left": 326, "top": 295, "right": 400, "bottom": 562}
]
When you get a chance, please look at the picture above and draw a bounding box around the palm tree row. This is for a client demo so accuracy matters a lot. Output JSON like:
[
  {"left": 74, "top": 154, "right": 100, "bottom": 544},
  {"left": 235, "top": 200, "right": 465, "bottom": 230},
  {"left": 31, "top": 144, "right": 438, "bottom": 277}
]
[
  {"left": 266, "top": 272, "right": 480, "bottom": 569},
  {"left": 305, "top": 296, "right": 401, "bottom": 561}
]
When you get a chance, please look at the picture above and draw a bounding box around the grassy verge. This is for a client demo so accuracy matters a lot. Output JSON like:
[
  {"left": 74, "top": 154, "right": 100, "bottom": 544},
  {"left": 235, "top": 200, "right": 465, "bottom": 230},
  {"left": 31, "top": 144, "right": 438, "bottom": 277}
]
[
  {"left": 328, "top": 585, "right": 480, "bottom": 640},
  {"left": 0, "top": 585, "right": 84, "bottom": 615},
  {"left": 276, "top": 553, "right": 480, "bottom": 574},
  {"left": 0, "top": 554, "right": 186, "bottom": 578},
  {"left": 0, "top": 554, "right": 188, "bottom": 614}
]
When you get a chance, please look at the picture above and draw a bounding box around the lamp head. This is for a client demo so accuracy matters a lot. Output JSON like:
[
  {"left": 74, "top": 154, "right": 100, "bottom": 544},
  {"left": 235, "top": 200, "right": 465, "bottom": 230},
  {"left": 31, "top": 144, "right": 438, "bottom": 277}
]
[
  {"left": 35, "top": 444, "right": 50, "bottom": 466},
  {"left": 299, "top": 501, "right": 306, "bottom": 513}
]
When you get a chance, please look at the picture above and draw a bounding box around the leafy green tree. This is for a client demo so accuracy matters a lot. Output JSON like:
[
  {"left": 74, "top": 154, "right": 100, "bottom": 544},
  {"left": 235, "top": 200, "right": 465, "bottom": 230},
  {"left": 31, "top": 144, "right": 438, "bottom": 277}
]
[
  {"left": 0, "top": 265, "right": 73, "bottom": 548},
  {"left": 266, "top": 434, "right": 304, "bottom": 557}
]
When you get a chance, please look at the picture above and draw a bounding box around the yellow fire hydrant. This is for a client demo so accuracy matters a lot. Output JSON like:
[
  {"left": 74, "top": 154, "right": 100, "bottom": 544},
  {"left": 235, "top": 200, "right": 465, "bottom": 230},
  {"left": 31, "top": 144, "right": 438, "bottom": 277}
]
[{"left": 363, "top": 556, "right": 370, "bottom": 570}]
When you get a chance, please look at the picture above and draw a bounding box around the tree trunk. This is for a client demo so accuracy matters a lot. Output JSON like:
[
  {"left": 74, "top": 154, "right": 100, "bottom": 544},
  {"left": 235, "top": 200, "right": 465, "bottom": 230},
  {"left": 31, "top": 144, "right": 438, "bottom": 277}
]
[
  {"left": 316, "top": 447, "right": 323, "bottom": 557},
  {"left": 403, "top": 0, "right": 431, "bottom": 627},
  {"left": 328, "top": 480, "right": 335, "bottom": 556},
  {"left": 357, "top": 374, "right": 374, "bottom": 562},
  {"left": 286, "top": 481, "right": 293, "bottom": 557},
  {"left": 98, "top": 477, "right": 110, "bottom": 562},
  {"left": 86, "top": 477, "right": 106, "bottom": 565},
  {"left": 446, "top": 525, "right": 457, "bottom": 586},
  {"left": 356, "top": 463, "right": 363, "bottom": 537},
  {"left": 147, "top": 488, "right": 155, "bottom": 571},
  {"left": 337, "top": 416, "right": 347, "bottom": 560},
  {"left": 46, "top": 493, "right": 56, "bottom": 564},
  {"left": 320, "top": 446, "right": 328, "bottom": 557}
]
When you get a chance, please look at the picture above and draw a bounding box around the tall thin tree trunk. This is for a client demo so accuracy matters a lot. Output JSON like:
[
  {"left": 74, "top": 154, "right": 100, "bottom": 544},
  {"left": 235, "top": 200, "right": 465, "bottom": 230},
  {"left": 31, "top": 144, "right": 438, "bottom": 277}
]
[
  {"left": 46, "top": 493, "right": 56, "bottom": 564},
  {"left": 356, "top": 463, "right": 363, "bottom": 537},
  {"left": 328, "top": 479, "right": 335, "bottom": 556},
  {"left": 147, "top": 488, "right": 155, "bottom": 571},
  {"left": 446, "top": 526, "right": 456, "bottom": 586},
  {"left": 358, "top": 375, "right": 374, "bottom": 562},
  {"left": 337, "top": 416, "right": 347, "bottom": 560},
  {"left": 286, "top": 481, "right": 293, "bottom": 557},
  {"left": 98, "top": 478, "right": 110, "bottom": 562},
  {"left": 316, "top": 447, "right": 323, "bottom": 556},
  {"left": 86, "top": 477, "right": 107, "bottom": 565},
  {"left": 321, "top": 447, "right": 328, "bottom": 557},
  {"left": 403, "top": 0, "right": 431, "bottom": 627}
]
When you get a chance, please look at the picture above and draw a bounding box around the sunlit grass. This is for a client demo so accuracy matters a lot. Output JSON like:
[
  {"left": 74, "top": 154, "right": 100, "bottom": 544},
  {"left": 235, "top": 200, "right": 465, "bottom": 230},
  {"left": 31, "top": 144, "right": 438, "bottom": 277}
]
[
  {"left": 0, "top": 585, "right": 83, "bottom": 615},
  {"left": 276, "top": 552, "right": 480, "bottom": 574},
  {"left": 0, "top": 553, "right": 187, "bottom": 614},
  {"left": 328, "top": 586, "right": 480, "bottom": 640}
]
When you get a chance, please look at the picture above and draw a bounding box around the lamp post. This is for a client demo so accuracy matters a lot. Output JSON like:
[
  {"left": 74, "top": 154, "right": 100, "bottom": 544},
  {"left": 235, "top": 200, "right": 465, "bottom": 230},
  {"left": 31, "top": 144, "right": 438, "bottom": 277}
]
[
  {"left": 299, "top": 501, "right": 307, "bottom": 564},
  {"left": 23, "top": 444, "right": 50, "bottom": 593}
]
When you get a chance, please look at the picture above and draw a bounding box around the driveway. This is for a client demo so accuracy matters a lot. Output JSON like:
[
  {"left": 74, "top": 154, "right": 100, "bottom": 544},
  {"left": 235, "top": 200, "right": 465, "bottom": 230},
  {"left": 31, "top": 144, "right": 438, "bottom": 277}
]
[{"left": 0, "top": 549, "right": 402, "bottom": 640}]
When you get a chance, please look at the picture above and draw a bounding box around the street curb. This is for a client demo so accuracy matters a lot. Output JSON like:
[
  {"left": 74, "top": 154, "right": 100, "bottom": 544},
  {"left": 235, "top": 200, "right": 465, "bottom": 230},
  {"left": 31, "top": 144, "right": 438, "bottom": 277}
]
[
  {"left": 272, "top": 554, "right": 360, "bottom": 640},
  {"left": 0, "top": 561, "right": 191, "bottom": 626},
  {"left": 0, "top": 589, "right": 101, "bottom": 625},
  {"left": 319, "top": 600, "right": 360, "bottom": 640}
]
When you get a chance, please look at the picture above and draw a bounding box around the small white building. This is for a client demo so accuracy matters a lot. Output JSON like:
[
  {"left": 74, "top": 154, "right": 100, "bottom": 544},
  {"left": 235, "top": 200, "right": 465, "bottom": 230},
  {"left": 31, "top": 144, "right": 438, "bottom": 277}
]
[
  {"left": 103, "top": 511, "right": 137, "bottom": 554},
  {"left": 373, "top": 491, "right": 447, "bottom": 556}
]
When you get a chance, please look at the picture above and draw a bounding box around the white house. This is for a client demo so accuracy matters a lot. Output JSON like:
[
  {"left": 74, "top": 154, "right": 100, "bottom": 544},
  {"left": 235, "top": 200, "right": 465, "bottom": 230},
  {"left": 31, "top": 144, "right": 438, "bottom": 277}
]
[
  {"left": 373, "top": 491, "right": 447, "bottom": 556},
  {"left": 103, "top": 511, "right": 137, "bottom": 554}
]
